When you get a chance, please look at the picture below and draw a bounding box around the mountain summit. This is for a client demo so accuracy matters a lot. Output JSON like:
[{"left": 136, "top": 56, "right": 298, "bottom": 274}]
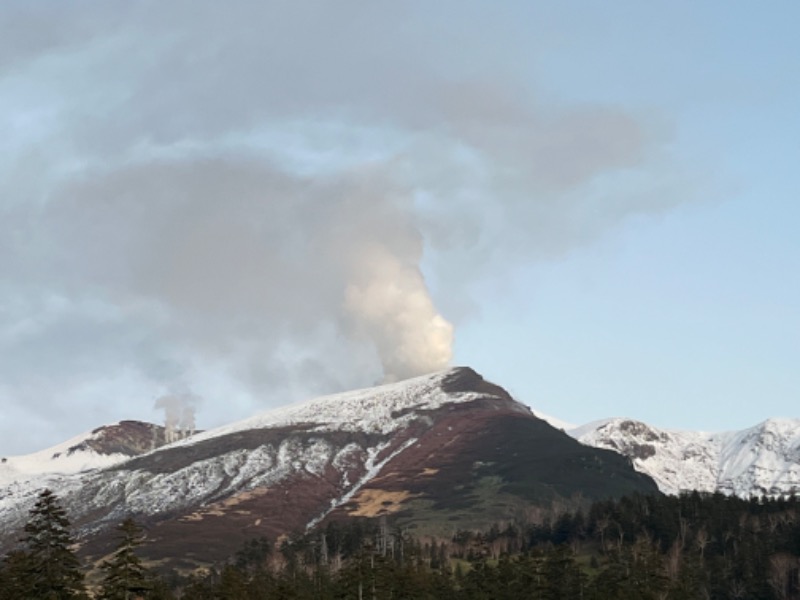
[
  {"left": 571, "top": 416, "right": 800, "bottom": 497},
  {"left": 0, "top": 367, "right": 656, "bottom": 570}
]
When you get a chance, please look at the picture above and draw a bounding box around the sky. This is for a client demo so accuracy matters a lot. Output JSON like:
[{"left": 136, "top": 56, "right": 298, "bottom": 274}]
[{"left": 1, "top": 1, "right": 798, "bottom": 455}]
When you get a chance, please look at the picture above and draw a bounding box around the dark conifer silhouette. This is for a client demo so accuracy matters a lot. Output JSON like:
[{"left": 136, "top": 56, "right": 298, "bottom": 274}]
[
  {"left": 2, "top": 490, "right": 800, "bottom": 598},
  {"left": 0, "top": 549, "right": 34, "bottom": 599},
  {"left": 18, "top": 488, "right": 87, "bottom": 599},
  {"left": 98, "top": 517, "right": 151, "bottom": 599}
]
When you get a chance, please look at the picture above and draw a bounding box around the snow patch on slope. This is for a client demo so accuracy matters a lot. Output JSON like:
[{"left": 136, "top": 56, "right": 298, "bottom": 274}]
[
  {"left": 0, "top": 428, "right": 132, "bottom": 487},
  {"left": 533, "top": 410, "right": 576, "bottom": 432},
  {"left": 176, "top": 369, "right": 486, "bottom": 446},
  {"left": 305, "top": 437, "right": 418, "bottom": 532},
  {"left": 1, "top": 368, "right": 490, "bottom": 536}
]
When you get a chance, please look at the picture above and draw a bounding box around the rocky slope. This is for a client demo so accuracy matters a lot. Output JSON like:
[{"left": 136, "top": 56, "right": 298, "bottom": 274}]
[
  {"left": 0, "top": 420, "right": 168, "bottom": 488},
  {"left": 570, "top": 417, "right": 800, "bottom": 497},
  {"left": 0, "top": 367, "right": 656, "bottom": 571}
]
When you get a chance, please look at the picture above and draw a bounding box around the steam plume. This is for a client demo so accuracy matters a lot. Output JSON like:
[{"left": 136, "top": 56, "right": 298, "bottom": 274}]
[
  {"left": 154, "top": 393, "right": 200, "bottom": 444},
  {"left": 344, "top": 244, "right": 453, "bottom": 381}
]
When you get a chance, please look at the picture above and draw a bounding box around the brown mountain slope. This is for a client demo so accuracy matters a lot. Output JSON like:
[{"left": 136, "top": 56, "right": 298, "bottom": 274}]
[{"left": 0, "top": 368, "right": 658, "bottom": 572}]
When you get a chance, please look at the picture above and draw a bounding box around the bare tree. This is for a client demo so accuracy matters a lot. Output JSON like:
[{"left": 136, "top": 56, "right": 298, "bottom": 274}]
[
  {"left": 769, "top": 553, "right": 799, "bottom": 600},
  {"left": 695, "top": 527, "right": 710, "bottom": 560}
]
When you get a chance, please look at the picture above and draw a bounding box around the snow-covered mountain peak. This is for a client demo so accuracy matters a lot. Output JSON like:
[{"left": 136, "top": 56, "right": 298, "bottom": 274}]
[
  {"left": 737, "top": 418, "right": 800, "bottom": 449},
  {"left": 178, "top": 367, "right": 509, "bottom": 447},
  {"left": 0, "top": 420, "right": 170, "bottom": 490},
  {"left": 0, "top": 366, "right": 659, "bottom": 569},
  {"left": 0, "top": 368, "right": 508, "bottom": 495},
  {"left": 1, "top": 427, "right": 125, "bottom": 487},
  {"left": 573, "top": 417, "right": 688, "bottom": 452},
  {"left": 572, "top": 416, "right": 800, "bottom": 497}
]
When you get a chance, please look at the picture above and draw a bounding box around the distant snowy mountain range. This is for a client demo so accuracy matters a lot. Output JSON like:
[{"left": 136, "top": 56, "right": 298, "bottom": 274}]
[{"left": 564, "top": 416, "right": 800, "bottom": 497}]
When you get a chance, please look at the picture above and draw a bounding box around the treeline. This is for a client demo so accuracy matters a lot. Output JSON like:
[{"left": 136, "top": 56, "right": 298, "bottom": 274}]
[
  {"left": 2, "top": 489, "right": 800, "bottom": 599},
  {"left": 188, "top": 491, "right": 800, "bottom": 600}
]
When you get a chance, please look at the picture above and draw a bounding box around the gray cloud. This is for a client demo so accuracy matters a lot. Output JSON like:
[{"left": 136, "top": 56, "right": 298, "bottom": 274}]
[{"left": 0, "top": 1, "right": 689, "bottom": 454}]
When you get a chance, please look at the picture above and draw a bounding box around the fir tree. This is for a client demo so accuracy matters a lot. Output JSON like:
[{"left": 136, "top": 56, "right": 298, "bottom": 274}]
[
  {"left": 98, "top": 517, "right": 151, "bottom": 600},
  {"left": 18, "top": 488, "right": 87, "bottom": 599},
  {"left": 0, "top": 549, "right": 35, "bottom": 599}
]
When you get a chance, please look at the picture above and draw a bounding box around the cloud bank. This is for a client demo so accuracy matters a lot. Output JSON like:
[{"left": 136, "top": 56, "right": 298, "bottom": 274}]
[{"left": 0, "top": 1, "right": 687, "bottom": 453}]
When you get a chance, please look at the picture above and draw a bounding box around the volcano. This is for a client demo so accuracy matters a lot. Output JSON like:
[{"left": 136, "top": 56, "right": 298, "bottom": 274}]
[{"left": 0, "top": 367, "right": 657, "bottom": 571}]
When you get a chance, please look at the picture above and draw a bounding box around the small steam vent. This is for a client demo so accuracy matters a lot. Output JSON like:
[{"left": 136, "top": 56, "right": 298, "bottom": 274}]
[{"left": 154, "top": 392, "right": 200, "bottom": 447}]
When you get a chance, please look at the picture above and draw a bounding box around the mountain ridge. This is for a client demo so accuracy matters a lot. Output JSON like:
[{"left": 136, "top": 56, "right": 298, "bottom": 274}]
[
  {"left": 568, "top": 416, "right": 800, "bottom": 497},
  {"left": 4, "top": 373, "right": 797, "bottom": 507},
  {"left": 0, "top": 367, "right": 657, "bottom": 571}
]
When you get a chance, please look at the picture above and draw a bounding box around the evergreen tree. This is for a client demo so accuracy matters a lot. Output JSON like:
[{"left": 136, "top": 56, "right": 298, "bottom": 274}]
[
  {"left": 0, "top": 549, "right": 35, "bottom": 599},
  {"left": 541, "top": 544, "right": 585, "bottom": 600},
  {"left": 18, "top": 488, "right": 87, "bottom": 599},
  {"left": 98, "top": 517, "right": 151, "bottom": 599},
  {"left": 234, "top": 536, "right": 272, "bottom": 573}
]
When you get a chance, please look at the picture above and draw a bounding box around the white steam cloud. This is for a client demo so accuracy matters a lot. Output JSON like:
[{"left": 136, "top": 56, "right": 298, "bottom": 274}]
[
  {"left": 344, "top": 244, "right": 453, "bottom": 382},
  {"left": 154, "top": 393, "right": 200, "bottom": 444}
]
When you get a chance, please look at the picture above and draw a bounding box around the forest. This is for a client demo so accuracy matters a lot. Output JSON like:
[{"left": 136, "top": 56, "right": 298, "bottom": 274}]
[{"left": 1, "top": 489, "right": 799, "bottom": 599}]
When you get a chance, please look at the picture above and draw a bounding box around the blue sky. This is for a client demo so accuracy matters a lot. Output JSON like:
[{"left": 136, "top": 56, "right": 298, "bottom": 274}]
[
  {"left": 455, "top": 1, "right": 800, "bottom": 429},
  {"left": 462, "top": 198, "right": 800, "bottom": 428},
  {"left": 0, "top": 1, "right": 798, "bottom": 453}
]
